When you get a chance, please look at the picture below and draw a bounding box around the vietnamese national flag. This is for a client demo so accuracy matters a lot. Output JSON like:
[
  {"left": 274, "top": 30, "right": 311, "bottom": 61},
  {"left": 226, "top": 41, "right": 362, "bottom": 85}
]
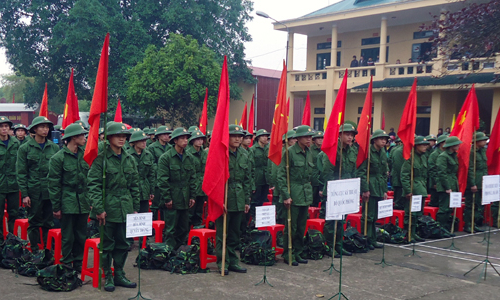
[
  {"left": 239, "top": 102, "right": 248, "bottom": 130},
  {"left": 39, "top": 83, "right": 49, "bottom": 118},
  {"left": 203, "top": 56, "right": 230, "bottom": 222},
  {"left": 487, "top": 104, "right": 500, "bottom": 175},
  {"left": 248, "top": 94, "right": 255, "bottom": 134},
  {"left": 397, "top": 78, "right": 418, "bottom": 160},
  {"left": 199, "top": 88, "right": 208, "bottom": 135},
  {"left": 323, "top": 69, "right": 348, "bottom": 166},
  {"left": 450, "top": 84, "right": 480, "bottom": 193},
  {"left": 381, "top": 112, "right": 386, "bottom": 130},
  {"left": 356, "top": 77, "right": 373, "bottom": 168},
  {"left": 302, "top": 91, "right": 311, "bottom": 126},
  {"left": 62, "top": 69, "right": 80, "bottom": 129},
  {"left": 84, "top": 33, "right": 110, "bottom": 166},
  {"left": 268, "top": 61, "right": 288, "bottom": 166},
  {"left": 114, "top": 99, "right": 122, "bottom": 122}
]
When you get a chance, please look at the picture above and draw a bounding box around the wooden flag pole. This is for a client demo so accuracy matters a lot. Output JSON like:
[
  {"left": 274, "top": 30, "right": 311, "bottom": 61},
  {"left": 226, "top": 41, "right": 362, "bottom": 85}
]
[
  {"left": 364, "top": 147, "right": 371, "bottom": 236},
  {"left": 285, "top": 133, "right": 292, "bottom": 266},
  {"left": 472, "top": 127, "right": 477, "bottom": 234},
  {"left": 221, "top": 183, "right": 228, "bottom": 276},
  {"left": 408, "top": 147, "right": 415, "bottom": 242}
]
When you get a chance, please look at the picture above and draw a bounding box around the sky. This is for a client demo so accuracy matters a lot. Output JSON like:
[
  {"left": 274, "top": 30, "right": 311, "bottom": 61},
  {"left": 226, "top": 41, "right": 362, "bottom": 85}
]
[{"left": 0, "top": 0, "right": 338, "bottom": 83}]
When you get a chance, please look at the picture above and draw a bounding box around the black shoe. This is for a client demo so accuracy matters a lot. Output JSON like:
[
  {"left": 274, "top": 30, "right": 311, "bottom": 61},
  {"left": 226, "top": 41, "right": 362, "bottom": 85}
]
[
  {"left": 114, "top": 275, "right": 137, "bottom": 288},
  {"left": 372, "top": 241, "right": 384, "bottom": 249},
  {"left": 474, "top": 226, "right": 485, "bottom": 233},
  {"left": 368, "top": 244, "right": 375, "bottom": 250},
  {"left": 414, "top": 234, "right": 425, "bottom": 242},
  {"left": 336, "top": 247, "right": 352, "bottom": 256},
  {"left": 284, "top": 260, "right": 299, "bottom": 266},
  {"left": 296, "top": 257, "right": 308, "bottom": 264},
  {"left": 228, "top": 265, "right": 247, "bottom": 273},
  {"left": 463, "top": 227, "right": 472, "bottom": 234},
  {"left": 218, "top": 269, "right": 229, "bottom": 275},
  {"left": 104, "top": 276, "right": 115, "bottom": 292}
]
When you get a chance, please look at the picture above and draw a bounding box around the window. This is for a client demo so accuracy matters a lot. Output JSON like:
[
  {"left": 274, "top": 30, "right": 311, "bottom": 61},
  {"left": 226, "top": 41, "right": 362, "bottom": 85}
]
[
  {"left": 314, "top": 118, "right": 325, "bottom": 131},
  {"left": 316, "top": 52, "right": 341, "bottom": 70},
  {"left": 413, "top": 31, "right": 436, "bottom": 39},
  {"left": 361, "top": 36, "right": 389, "bottom": 46},
  {"left": 417, "top": 106, "right": 431, "bottom": 114},
  {"left": 316, "top": 41, "right": 342, "bottom": 50},
  {"left": 314, "top": 108, "right": 325, "bottom": 114},
  {"left": 357, "top": 107, "right": 374, "bottom": 114}
]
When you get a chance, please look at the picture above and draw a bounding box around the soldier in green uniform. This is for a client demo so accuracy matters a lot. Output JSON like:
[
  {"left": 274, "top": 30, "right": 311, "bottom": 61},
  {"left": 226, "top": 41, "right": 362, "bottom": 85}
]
[
  {"left": 146, "top": 128, "right": 156, "bottom": 147},
  {"left": 157, "top": 127, "right": 196, "bottom": 249},
  {"left": 239, "top": 131, "right": 254, "bottom": 232},
  {"left": 357, "top": 129, "right": 389, "bottom": 249},
  {"left": 148, "top": 125, "right": 172, "bottom": 220},
  {"left": 186, "top": 129, "right": 207, "bottom": 226},
  {"left": 0, "top": 116, "right": 20, "bottom": 239},
  {"left": 435, "top": 136, "right": 462, "bottom": 233},
  {"left": 47, "top": 123, "right": 89, "bottom": 271},
  {"left": 389, "top": 141, "right": 404, "bottom": 210},
  {"left": 13, "top": 124, "right": 29, "bottom": 145},
  {"left": 216, "top": 125, "right": 251, "bottom": 275},
  {"left": 278, "top": 125, "right": 317, "bottom": 266},
  {"left": 99, "top": 128, "right": 105, "bottom": 142},
  {"left": 426, "top": 135, "right": 437, "bottom": 157},
  {"left": 87, "top": 122, "right": 140, "bottom": 292},
  {"left": 128, "top": 130, "right": 156, "bottom": 213},
  {"left": 241, "top": 130, "right": 253, "bottom": 151},
  {"left": 427, "top": 135, "right": 447, "bottom": 207},
  {"left": 311, "top": 131, "right": 324, "bottom": 207},
  {"left": 400, "top": 136, "right": 429, "bottom": 242},
  {"left": 250, "top": 129, "right": 271, "bottom": 218},
  {"left": 464, "top": 132, "right": 489, "bottom": 232},
  {"left": 17, "top": 116, "right": 60, "bottom": 250}
]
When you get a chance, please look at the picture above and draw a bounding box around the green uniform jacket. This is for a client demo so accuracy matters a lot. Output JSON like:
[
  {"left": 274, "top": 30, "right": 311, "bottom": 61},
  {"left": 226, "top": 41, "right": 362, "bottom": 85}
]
[
  {"left": 17, "top": 138, "right": 60, "bottom": 200},
  {"left": 311, "top": 144, "right": 322, "bottom": 187},
  {"left": 278, "top": 143, "right": 318, "bottom": 206},
  {"left": 87, "top": 146, "right": 141, "bottom": 222},
  {"left": 250, "top": 143, "right": 270, "bottom": 189},
  {"left": 127, "top": 147, "right": 156, "bottom": 201},
  {"left": 321, "top": 143, "right": 358, "bottom": 193},
  {"left": 389, "top": 146, "right": 404, "bottom": 187},
  {"left": 401, "top": 151, "right": 428, "bottom": 196},
  {"left": 0, "top": 135, "right": 20, "bottom": 193},
  {"left": 147, "top": 141, "right": 171, "bottom": 164},
  {"left": 157, "top": 147, "right": 196, "bottom": 210},
  {"left": 241, "top": 146, "right": 255, "bottom": 191},
  {"left": 186, "top": 146, "right": 207, "bottom": 197},
  {"left": 267, "top": 146, "right": 284, "bottom": 199},
  {"left": 436, "top": 149, "right": 459, "bottom": 192},
  {"left": 48, "top": 146, "right": 90, "bottom": 214},
  {"left": 227, "top": 148, "right": 252, "bottom": 212},
  {"left": 427, "top": 147, "right": 443, "bottom": 189},
  {"left": 18, "top": 137, "right": 30, "bottom": 145},
  {"left": 146, "top": 139, "right": 154, "bottom": 147},
  {"left": 357, "top": 145, "right": 389, "bottom": 197},
  {"left": 467, "top": 146, "right": 487, "bottom": 190}
]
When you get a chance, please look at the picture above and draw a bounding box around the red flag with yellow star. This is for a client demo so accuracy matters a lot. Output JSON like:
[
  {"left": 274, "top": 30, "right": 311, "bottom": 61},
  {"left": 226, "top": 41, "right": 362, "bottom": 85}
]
[
  {"left": 62, "top": 69, "right": 80, "bottom": 129},
  {"left": 487, "top": 104, "right": 500, "bottom": 175},
  {"left": 397, "top": 78, "right": 418, "bottom": 160},
  {"left": 356, "top": 77, "right": 373, "bottom": 168},
  {"left": 268, "top": 61, "right": 288, "bottom": 166},
  {"left": 199, "top": 88, "right": 208, "bottom": 135}
]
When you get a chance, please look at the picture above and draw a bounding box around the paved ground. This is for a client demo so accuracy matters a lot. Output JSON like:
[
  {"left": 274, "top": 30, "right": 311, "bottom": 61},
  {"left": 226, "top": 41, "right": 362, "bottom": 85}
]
[{"left": 1, "top": 228, "right": 500, "bottom": 300}]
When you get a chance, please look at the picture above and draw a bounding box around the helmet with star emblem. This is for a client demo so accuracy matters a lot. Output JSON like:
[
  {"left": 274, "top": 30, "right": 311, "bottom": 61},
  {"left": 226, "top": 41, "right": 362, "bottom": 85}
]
[
  {"left": 62, "top": 123, "right": 88, "bottom": 140},
  {"left": 0, "top": 116, "right": 13, "bottom": 128},
  {"left": 189, "top": 129, "right": 206, "bottom": 143},
  {"left": 255, "top": 129, "right": 270, "bottom": 137},
  {"left": 414, "top": 136, "right": 430, "bottom": 145},
  {"left": 107, "top": 122, "right": 132, "bottom": 136},
  {"left": 339, "top": 123, "right": 357, "bottom": 134},
  {"left": 370, "top": 129, "right": 390, "bottom": 141},
  {"left": 188, "top": 126, "right": 200, "bottom": 134},
  {"left": 129, "top": 130, "right": 149, "bottom": 143},
  {"left": 229, "top": 124, "right": 245, "bottom": 136},
  {"left": 443, "top": 136, "right": 462, "bottom": 148},
  {"left": 294, "top": 125, "right": 316, "bottom": 138},
  {"left": 169, "top": 127, "right": 191, "bottom": 144},
  {"left": 29, "top": 116, "right": 54, "bottom": 134}
]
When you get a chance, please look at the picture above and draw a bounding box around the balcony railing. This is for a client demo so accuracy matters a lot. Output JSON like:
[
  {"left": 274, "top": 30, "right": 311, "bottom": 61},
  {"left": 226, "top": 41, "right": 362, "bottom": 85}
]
[
  {"left": 336, "top": 66, "right": 376, "bottom": 78},
  {"left": 292, "top": 70, "right": 327, "bottom": 82},
  {"left": 386, "top": 62, "right": 433, "bottom": 77}
]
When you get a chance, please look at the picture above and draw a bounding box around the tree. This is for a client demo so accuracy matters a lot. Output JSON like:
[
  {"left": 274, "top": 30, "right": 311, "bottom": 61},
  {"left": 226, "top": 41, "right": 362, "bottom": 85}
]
[
  {"left": 0, "top": 74, "right": 35, "bottom": 103},
  {"left": 126, "top": 34, "right": 220, "bottom": 126}
]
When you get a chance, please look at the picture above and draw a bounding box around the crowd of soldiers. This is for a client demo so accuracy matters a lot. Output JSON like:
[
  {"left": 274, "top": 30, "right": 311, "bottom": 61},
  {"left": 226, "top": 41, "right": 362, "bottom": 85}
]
[{"left": 0, "top": 114, "right": 498, "bottom": 291}]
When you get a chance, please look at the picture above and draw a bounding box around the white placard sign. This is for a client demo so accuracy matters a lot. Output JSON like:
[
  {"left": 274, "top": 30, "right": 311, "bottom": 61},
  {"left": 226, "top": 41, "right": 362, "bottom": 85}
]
[
  {"left": 255, "top": 205, "right": 276, "bottom": 228},
  {"left": 126, "top": 213, "right": 153, "bottom": 238},
  {"left": 482, "top": 175, "right": 500, "bottom": 205},
  {"left": 378, "top": 199, "right": 394, "bottom": 219},
  {"left": 326, "top": 178, "right": 361, "bottom": 221},
  {"left": 449, "top": 192, "right": 462, "bottom": 208},
  {"left": 411, "top": 195, "right": 422, "bottom": 212}
]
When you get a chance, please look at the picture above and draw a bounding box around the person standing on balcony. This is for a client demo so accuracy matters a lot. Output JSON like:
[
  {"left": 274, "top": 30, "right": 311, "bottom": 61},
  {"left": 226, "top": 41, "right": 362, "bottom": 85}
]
[
  {"left": 359, "top": 56, "right": 367, "bottom": 66},
  {"left": 350, "top": 56, "right": 359, "bottom": 67}
]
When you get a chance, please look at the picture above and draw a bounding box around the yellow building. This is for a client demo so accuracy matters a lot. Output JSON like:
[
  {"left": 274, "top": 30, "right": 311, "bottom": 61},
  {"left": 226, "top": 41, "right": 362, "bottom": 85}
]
[{"left": 271, "top": 0, "right": 499, "bottom": 134}]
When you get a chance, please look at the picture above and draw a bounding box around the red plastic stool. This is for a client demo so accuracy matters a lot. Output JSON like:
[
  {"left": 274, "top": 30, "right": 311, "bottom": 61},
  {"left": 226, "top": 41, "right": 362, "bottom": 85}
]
[
  {"left": 3, "top": 210, "right": 8, "bottom": 240},
  {"left": 46, "top": 229, "right": 62, "bottom": 264},
  {"left": 387, "top": 191, "right": 394, "bottom": 197},
  {"left": 269, "top": 188, "right": 273, "bottom": 195},
  {"left": 258, "top": 224, "right": 285, "bottom": 256},
  {"left": 454, "top": 204, "right": 465, "bottom": 232},
  {"left": 13, "top": 218, "right": 44, "bottom": 251},
  {"left": 153, "top": 220, "right": 165, "bottom": 243},
  {"left": 308, "top": 207, "right": 320, "bottom": 219},
  {"left": 267, "top": 194, "right": 273, "bottom": 202},
  {"left": 484, "top": 204, "right": 492, "bottom": 225},
  {"left": 187, "top": 229, "right": 217, "bottom": 270},
  {"left": 262, "top": 202, "right": 273, "bottom": 206},
  {"left": 305, "top": 219, "right": 325, "bottom": 235},
  {"left": 345, "top": 214, "right": 362, "bottom": 232},
  {"left": 391, "top": 210, "right": 405, "bottom": 229},
  {"left": 81, "top": 238, "right": 114, "bottom": 288},
  {"left": 202, "top": 201, "right": 208, "bottom": 225},
  {"left": 424, "top": 206, "right": 439, "bottom": 220}
]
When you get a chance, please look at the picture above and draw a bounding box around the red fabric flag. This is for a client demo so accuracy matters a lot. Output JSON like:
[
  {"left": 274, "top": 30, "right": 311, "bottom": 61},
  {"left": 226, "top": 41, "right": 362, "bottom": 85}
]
[
  {"left": 356, "top": 77, "right": 373, "bottom": 168},
  {"left": 12, "top": 93, "right": 15, "bottom": 103},
  {"left": 487, "top": 104, "right": 500, "bottom": 175},
  {"left": 397, "top": 78, "right": 418, "bottom": 160},
  {"left": 450, "top": 84, "right": 480, "bottom": 193},
  {"left": 248, "top": 94, "right": 255, "bottom": 134},
  {"left": 84, "top": 33, "right": 110, "bottom": 166},
  {"left": 381, "top": 112, "right": 385, "bottom": 130},
  {"left": 114, "top": 99, "right": 122, "bottom": 122},
  {"left": 199, "top": 88, "right": 208, "bottom": 135},
  {"left": 268, "top": 61, "right": 288, "bottom": 166},
  {"left": 39, "top": 83, "right": 49, "bottom": 117},
  {"left": 203, "top": 56, "right": 230, "bottom": 222},
  {"left": 239, "top": 102, "right": 248, "bottom": 130},
  {"left": 62, "top": 68, "right": 80, "bottom": 129},
  {"left": 302, "top": 91, "right": 311, "bottom": 126},
  {"left": 323, "top": 69, "right": 348, "bottom": 166}
]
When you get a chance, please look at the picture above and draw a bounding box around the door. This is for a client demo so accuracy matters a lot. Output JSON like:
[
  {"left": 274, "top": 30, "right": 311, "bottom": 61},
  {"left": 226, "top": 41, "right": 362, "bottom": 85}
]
[
  {"left": 316, "top": 53, "right": 331, "bottom": 70},
  {"left": 416, "top": 117, "right": 430, "bottom": 136}
]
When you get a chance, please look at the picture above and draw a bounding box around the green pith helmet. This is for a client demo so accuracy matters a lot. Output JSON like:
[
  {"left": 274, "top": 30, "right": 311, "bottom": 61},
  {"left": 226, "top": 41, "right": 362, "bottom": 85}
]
[
  {"left": 395, "top": 136, "right": 401, "bottom": 143},
  {"left": 370, "top": 129, "right": 390, "bottom": 141},
  {"left": 0, "top": 116, "right": 13, "bottom": 128},
  {"left": 339, "top": 123, "right": 357, "bottom": 134},
  {"left": 156, "top": 126, "right": 172, "bottom": 136},
  {"left": 294, "top": 125, "right": 316, "bottom": 138},
  {"left": 207, "top": 130, "right": 212, "bottom": 137},
  {"left": 129, "top": 130, "right": 149, "bottom": 143},
  {"left": 426, "top": 134, "right": 437, "bottom": 141},
  {"left": 62, "top": 123, "right": 88, "bottom": 140},
  {"left": 344, "top": 120, "right": 357, "bottom": 130},
  {"left": 188, "top": 126, "right": 200, "bottom": 134},
  {"left": 229, "top": 124, "right": 245, "bottom": 135},
  {"left": 282, "top": 130, "right": 296, "bottom": 141},
  {"left": 475, "top": 132, "right": 489, "bottom": 141},
  {"left": 436, "top": 135, "right": 447, "bottom": 145},
  {"left": 13, "top": 124, "right": 28, "bottom": 133},
  {"left": 169, "top": 127, "right": 190, "bottom": 144},
  {"left": 107, "top": 122, "right": 132, "bottom": 136},
  {"left": 106, "top": 121, "right": 116, "bottom": 128},
  {"left": 54, "top": 125, "right": 62, "bottom": 130},
  {"left": 244, "top": 130, "right": 253, "bottom": 137},
  {"left": 74, "top": 120, "right": 88, "bottom": 130},
  {"left": 313, "top": 131, "right": 324, "bottom": 139},
  {"left": 128, "top": 127, "right": 140, "bottom": 134},
  {"left": 255, "top": 129, "right": 270, "bottom": 138},
  {"left": 443, "top": 136, "right": 462, "bottom": 148},
  {"left": 29, "top": 116, "right": 54, "bottom": 134},
  {"left": 189, "top": 129, "right": 206, "bottom": 142},
  {"left": 149, "top": 128, "right": 156, "bottom": 136},
  {"left": 99, "top": 128, "right": 104, "bottom": 135},
  {"left": 414, "top": 135, "right": 430, "bottom": 145}
]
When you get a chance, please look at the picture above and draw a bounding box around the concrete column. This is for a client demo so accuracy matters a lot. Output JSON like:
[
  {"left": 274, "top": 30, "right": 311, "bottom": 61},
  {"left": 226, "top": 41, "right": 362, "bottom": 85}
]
[
  {"left": 287, "top": 31, "right": 294, "bottom": 71},
  {"left": 492, "top": 89, "right": 500, "bottom": 132},
  {"left": 288, "top": 92, "right": 295, "bottom": 130},
  {"left": 331, "top": 25, "right": 338, "bottom": 67},
  {"left": 373, "top": 93, "right": 383, "bottom": 129},
  {"left": 430, "top": 91, "right": 442, "bottom": 136},
  {"left": 379, "top": 17, "right": 387, "bottom": 63}
]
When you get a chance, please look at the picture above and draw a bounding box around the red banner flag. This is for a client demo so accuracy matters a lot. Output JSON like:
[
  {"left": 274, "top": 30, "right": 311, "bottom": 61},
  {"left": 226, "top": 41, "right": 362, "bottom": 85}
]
[
  {"left": 302, "top": 91, "right": 311, "bottom": 126},
  {"left": 356, "top": 77, "right": 373, "bottom": 168},
  {"left": 199, "top": 88, "right": 208, "bottom": 135},
  {"left": 323, "top": 69, "right": 348, "bottom": 166},
  {"left": 203, "top": 56, "right": 230, "bottom": 222},
  {"left": 114, "top": 99, "right": 122, "bottom": 122},
  {"left": 248, "top": 94, "right": 255, "bottom": 134},
  {"left": 397, "top": 78, "right": 418, "bottom": 160},
  {"left": 268, "top": 61, "right": 288, "bottom": 166},
  {"left": 239, "top": 102, "right": 248, "bottom": 130},
  {"left": 450, "top": 84, "right": 480, "bottom": 193},
  {"left": 84, "top": 33, "right": 110, "bottom": 166},
  {"left": 381, "top": 112, "right": 385, "bottom": 130},
  {"left": 62, "top": 69, "right": 80, "bottom": 129},
  {"left": 487, "top": 104, "right": 500, "bottom": 175},
  {"left": 39, "top": 83, "right": 49, "bottom": 118}
]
